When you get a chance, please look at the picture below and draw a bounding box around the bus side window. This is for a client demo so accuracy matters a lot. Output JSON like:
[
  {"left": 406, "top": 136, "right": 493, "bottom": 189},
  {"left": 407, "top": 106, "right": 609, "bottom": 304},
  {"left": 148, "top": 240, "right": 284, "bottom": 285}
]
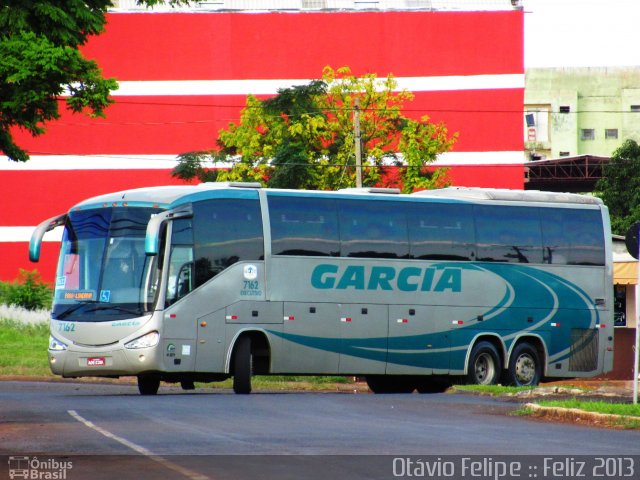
[
  {"left": 165, "top": 246, "right": 194, "bottom": 307},
  {"left": 540, "top": 208, "right": 605, "bottom": 266},
  {"left": 408, "top": 202, "right": 475, "bottom": 261},
  {"left": 338, "top": 199, "right": 409, "bottom": 259},
  {"left": 475, "top": 205, "right": 543, "bottom": 263},
  {"left": 269, "top": 196, "right": 340, "bottom": 256},
  {"left": 565, "top": 209, "right": 605, "bottom": 266},
  {"left": 540, "top": 209, "right": 568, "bottom": 264},
  {"left": 192, "top": 199, "right": 264, "bottom": 287}
]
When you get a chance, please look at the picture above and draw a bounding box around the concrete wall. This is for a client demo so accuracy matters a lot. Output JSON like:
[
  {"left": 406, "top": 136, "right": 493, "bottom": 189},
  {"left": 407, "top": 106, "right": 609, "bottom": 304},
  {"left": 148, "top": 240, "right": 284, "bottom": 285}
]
[{"left": 525, "top": 67, "right": 640, "bottom": 160}]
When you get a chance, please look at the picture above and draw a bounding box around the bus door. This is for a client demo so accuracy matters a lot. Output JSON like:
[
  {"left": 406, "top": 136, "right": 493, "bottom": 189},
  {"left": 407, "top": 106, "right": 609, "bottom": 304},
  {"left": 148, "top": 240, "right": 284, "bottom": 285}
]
[
  {"left": 195, "top": 308, "right": 227, "bottom": 373},
  {"left": 386, "top": 305, "right": 451, "bottom": 375}
]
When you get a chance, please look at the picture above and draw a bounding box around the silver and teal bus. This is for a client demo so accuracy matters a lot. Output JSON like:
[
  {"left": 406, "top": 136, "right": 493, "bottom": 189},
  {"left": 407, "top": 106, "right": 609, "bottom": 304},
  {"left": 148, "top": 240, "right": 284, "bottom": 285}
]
[{"left": 30, "top": 183, "right": 614, "bottom": 395}]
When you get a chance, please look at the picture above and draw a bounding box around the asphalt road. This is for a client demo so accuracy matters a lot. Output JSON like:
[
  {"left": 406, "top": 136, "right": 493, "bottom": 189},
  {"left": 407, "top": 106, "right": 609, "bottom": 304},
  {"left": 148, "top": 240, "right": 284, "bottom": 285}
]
[{"left": 1, "top": 381, "right": 639, "bottom": 480}]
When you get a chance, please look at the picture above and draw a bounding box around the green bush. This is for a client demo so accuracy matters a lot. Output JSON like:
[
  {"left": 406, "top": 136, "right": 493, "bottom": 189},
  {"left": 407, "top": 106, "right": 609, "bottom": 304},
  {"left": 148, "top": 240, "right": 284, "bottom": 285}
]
[{"left": 0, "top": 269, "right": 53, "bottom": 311}]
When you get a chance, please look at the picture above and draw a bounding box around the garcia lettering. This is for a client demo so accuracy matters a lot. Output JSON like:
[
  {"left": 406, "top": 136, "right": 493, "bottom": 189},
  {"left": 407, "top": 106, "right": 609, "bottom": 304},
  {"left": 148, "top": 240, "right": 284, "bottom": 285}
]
[{"left": 311, "top": 264, "right": 461, "bottom": 292}]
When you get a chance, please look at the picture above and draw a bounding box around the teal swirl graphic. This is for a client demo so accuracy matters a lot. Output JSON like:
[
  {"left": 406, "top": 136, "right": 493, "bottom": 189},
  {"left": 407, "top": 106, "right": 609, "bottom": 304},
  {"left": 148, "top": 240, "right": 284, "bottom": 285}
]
[{"left": 267, "top": 262, "right": 600, "bottom": 371}]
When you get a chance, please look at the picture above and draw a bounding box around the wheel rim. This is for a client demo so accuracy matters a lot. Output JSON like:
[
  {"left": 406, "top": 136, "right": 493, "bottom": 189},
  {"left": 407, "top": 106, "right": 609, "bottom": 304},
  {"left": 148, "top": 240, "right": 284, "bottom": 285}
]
[
  {"left": 474, "top": 352, "right": 495, "bottom": 385},
  {"left": 514, "top": 353, "right": 536, "bottom": 385}
]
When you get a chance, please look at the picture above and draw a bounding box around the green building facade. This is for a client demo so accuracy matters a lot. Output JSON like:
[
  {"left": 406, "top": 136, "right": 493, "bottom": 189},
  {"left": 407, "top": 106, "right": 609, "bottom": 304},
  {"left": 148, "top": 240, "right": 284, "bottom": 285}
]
[{"left": 525, "top": 67, "right": 640, "bottom": 160}]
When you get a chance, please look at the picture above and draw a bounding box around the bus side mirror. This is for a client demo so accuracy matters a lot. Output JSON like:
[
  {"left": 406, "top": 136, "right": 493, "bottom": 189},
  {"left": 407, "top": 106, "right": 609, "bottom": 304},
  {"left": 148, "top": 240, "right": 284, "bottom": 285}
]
[
  {"left": 145, "top": 206, "right": 193, "bottom": 256},
  {"left": 145, "top": 211, "right": 171, "bottom": 256},
  {"left": 29, "top": 214, "right": 67, "bottom": 262}
]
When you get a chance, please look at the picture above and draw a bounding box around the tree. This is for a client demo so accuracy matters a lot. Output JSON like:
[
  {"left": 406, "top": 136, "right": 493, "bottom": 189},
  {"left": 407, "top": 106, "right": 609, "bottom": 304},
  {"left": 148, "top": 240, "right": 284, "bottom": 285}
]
[
  {"left": 0, "top": 0, "right": 193, "bottom": 162},
  {"left": 173, "top": 66, "right": 458, "bottom": 191},
  {"left": 596, "top": 139, "right": 640, "bottom": 235}
]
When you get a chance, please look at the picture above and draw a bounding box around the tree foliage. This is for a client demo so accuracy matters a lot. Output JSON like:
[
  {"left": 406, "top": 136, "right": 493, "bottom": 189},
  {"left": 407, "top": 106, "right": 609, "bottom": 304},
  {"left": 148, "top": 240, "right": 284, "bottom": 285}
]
[
  {"left": 0, "top": 269, "right": 52, "bottom": 311},
  {"left": 0, "top": 0, "right": 194, "bottom": 162},
  {"left": 596, "top": 139, "right": 640, "bottom": 235},
  {"left": 173, "top": 66, "right": 458, "bottom": 191}
]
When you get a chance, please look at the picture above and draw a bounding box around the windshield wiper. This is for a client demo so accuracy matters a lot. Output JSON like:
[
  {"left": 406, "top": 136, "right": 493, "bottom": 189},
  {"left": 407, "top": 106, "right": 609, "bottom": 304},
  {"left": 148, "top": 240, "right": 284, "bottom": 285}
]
[
  {"left": 54, "top": 300, "right": 100, "bottom": 320},
  {"left": 83, "top": 305, "right": 144, "bottom": 316},
  {"left": 55, "top": 302, "right": 143, "bottom": 320}
]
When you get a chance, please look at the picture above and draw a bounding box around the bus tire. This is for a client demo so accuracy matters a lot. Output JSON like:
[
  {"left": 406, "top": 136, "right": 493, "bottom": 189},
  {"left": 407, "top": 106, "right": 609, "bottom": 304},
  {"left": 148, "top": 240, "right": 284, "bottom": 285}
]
[
  {"left": 466, "top": 341, "right": 501, "bottom": 385},
  {"left": 138, "top": 375, "right": 160, "bottom": 395},
  {"left": 180, "top": 380, "right": 195, "bottom": 390},
  {"left": 365, "top": 375, "right": 415, "bottom": 394},
  {"left": 233, "top": 336, "right": 253, "bottom": 395},
  {"left": 505, "top": 342, "right": 541, "bottom": 387}
]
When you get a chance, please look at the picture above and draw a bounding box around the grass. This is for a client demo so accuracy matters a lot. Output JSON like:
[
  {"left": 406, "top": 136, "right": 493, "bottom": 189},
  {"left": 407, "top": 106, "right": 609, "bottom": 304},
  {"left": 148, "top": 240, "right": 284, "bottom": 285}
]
[
  {"left": 199, "top": 376, "right": 358, "bottom": 392},
  {"left": 516, "top": 399, "right": 640, "bottom": 429},
  {"left": 0, "top": 316, "right": 358, "bottom": 389},
  {"left": 451, "top": 384, "right": 537, "bottom": 395},
  {"left": 536, "top": 398, "right": 640, "bottom": 418},
  {"left": 0, "top": 319, "right": 51, "bottom": 376}
]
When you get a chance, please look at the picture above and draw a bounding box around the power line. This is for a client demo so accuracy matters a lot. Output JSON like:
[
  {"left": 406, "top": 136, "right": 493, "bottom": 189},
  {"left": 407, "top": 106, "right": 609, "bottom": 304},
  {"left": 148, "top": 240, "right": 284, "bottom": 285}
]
[{"left": 54, "top": 93, "right": 640, "bottom": 116}]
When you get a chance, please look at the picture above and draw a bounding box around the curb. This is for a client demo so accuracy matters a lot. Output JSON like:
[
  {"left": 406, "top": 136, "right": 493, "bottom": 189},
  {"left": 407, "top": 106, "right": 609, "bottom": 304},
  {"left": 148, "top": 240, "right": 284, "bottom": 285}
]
[{"left": 524, "top": 402, "right": 640, "bottom": 427}]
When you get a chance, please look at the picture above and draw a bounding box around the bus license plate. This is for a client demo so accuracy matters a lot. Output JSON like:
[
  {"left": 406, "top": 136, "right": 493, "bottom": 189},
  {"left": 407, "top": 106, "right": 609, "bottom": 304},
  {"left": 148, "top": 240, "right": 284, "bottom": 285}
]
[{"left": 87, "top": 357, "right": 106, "bottom": 366}]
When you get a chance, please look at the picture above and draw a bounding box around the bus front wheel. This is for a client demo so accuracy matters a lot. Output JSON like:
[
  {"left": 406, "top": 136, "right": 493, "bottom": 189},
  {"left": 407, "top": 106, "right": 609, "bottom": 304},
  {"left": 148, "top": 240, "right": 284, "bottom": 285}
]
[
  {"left": 466, "top": 341, "right": 501, "bottom": 385},
  {"left": 138, "top": 375, "right": 160, "bottom": 395},
  {"left": 232, "top": 336, "right": 253, "bottom": 394},
  {"left": 505, "top": 343, "right": 541, "bottom": 387}
]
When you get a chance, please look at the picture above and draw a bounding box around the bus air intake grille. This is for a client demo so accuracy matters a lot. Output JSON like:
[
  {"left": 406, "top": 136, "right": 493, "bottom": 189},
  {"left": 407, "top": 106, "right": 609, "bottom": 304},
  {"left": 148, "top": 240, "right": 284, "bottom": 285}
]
[
  {"left": 569, "top": 328, "right": 598, "bottom": 372},
  {"left": 73, "top": 341, "right": 119, "bottom": 348}
]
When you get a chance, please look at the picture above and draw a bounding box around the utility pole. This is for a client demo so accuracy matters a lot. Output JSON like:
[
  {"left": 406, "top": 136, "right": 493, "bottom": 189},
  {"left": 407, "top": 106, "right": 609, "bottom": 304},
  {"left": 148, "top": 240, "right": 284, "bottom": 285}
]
[
  {"left": 626, "top": 222, "right": 640, "bottom": 404},
  {"left": 354, "top": 97, "right": 362, "bottom": 188},
  {"left": 635, "top": 225, "right": 640, "bottom": 404}
]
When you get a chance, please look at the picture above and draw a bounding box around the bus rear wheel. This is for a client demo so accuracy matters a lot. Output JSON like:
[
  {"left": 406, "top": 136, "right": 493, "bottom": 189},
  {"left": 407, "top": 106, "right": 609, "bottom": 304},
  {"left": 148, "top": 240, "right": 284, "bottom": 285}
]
[
  {"left": 505, "top": 342, "right": 541, "bottom": 387},
  {"left": 467, "top": 341, "right": 501, "bottom": 385},
  {"left": 137, "top": 375, "right": 160, "bottom": 395},
  {"left": 232, "top": 336, "right": 253, "bottom": 394}
]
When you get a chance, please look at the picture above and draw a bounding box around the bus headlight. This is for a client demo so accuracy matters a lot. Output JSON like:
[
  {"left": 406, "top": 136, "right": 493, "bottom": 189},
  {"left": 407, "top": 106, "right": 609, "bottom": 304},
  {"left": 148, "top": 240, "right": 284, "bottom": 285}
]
[
  {"left": 124, "top": 331, "right": 159, "bottom": 350},
  {"left": 49, "top": 336, "right": 68, "bottom": 351}
]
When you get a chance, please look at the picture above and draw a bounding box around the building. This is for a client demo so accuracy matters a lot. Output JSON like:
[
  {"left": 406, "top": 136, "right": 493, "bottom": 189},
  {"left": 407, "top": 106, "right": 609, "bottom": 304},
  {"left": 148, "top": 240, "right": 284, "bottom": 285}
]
[
  {"left": 611, "top": 236, "right": 638, "bottom": 380},
  {"left": 524, "top": 67, "right": 640, "bottom": 381},
  {"left": 524, "top": 67, "right": 640, "bottom": 161},
  {"left": 0, "top": 1, "right": 525, "bottom": 282}
]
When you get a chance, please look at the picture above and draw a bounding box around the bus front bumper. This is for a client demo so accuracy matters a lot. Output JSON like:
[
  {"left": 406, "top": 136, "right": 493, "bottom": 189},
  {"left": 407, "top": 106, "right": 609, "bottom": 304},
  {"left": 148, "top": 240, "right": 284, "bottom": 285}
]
[{"left": 49, "top": 345, "right": 163, "bottom": 378}]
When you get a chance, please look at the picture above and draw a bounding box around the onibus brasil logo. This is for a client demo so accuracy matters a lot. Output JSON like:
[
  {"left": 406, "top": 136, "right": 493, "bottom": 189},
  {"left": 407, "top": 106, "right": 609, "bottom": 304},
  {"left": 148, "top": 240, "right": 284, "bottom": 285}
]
[{"left": 8, "top": 456, "right": 72, "bottom": 479}]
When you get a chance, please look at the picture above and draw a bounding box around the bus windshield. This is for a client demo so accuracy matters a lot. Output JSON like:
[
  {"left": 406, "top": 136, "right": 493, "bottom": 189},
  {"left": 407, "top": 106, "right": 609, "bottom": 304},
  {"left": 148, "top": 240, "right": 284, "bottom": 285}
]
[{"left": 52, "top": 207, "right": 162, "bottom": 322}]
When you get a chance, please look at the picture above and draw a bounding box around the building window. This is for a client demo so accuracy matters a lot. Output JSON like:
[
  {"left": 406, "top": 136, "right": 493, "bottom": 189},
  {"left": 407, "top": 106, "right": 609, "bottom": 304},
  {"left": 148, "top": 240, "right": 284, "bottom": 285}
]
[
  {"left": 581, "top": 129, "right": 595, "bottom": 140},
  {"left": 559, "top": 106, "right": 571, "bottom": 113},
  {"left": 405, "top": 0, "right": 432, "bottom": 7},
  {"left": 302, "top": 0, "right": 327, "bottom": 8},
  {"left": 630, "top": 105, "right": 640, "bottom": 112},
  {"left": 354, "top": 1, "right": 380, "bottom": 8},
  {"left": 524, "top": 106, "right": 550, "bottom": 143},
  {"left": 605, "top": 128, "right": 619, "bottom": 139},
  {"left": 559, "top": 151, "right": 570, "bottom": 157}
]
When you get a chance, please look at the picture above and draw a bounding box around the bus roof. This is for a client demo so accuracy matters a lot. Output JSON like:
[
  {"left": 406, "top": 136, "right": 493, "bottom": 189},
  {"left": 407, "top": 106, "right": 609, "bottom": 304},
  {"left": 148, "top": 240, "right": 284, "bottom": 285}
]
[
  {"left": 412, "top": 187, "right": 603, "bottom": 205},
  {"left": 70, "top": 182, "right": 262, "bottom": 210},
  {"left": 70, "top": 182, "right": 602, "bottom": 211}
]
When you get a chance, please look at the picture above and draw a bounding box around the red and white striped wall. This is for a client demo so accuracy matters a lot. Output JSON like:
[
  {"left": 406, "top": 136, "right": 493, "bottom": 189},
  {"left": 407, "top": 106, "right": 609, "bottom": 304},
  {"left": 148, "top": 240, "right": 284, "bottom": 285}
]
[{"left": 0, "top": 10, "right": 524, "bottom": 282}]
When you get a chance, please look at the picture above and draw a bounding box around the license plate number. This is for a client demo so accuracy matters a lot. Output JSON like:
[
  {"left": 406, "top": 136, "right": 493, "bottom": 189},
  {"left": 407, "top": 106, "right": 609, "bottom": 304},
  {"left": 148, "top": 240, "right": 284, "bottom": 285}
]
[{"left": 87, "top": 357, "right": 106, "bottom": 366}]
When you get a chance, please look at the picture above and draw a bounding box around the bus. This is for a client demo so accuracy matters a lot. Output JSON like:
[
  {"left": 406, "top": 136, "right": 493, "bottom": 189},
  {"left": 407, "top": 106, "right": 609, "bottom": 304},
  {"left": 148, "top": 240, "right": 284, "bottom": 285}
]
[{"left": 30, "top": 183, "right": 614, "bottom": 395}]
